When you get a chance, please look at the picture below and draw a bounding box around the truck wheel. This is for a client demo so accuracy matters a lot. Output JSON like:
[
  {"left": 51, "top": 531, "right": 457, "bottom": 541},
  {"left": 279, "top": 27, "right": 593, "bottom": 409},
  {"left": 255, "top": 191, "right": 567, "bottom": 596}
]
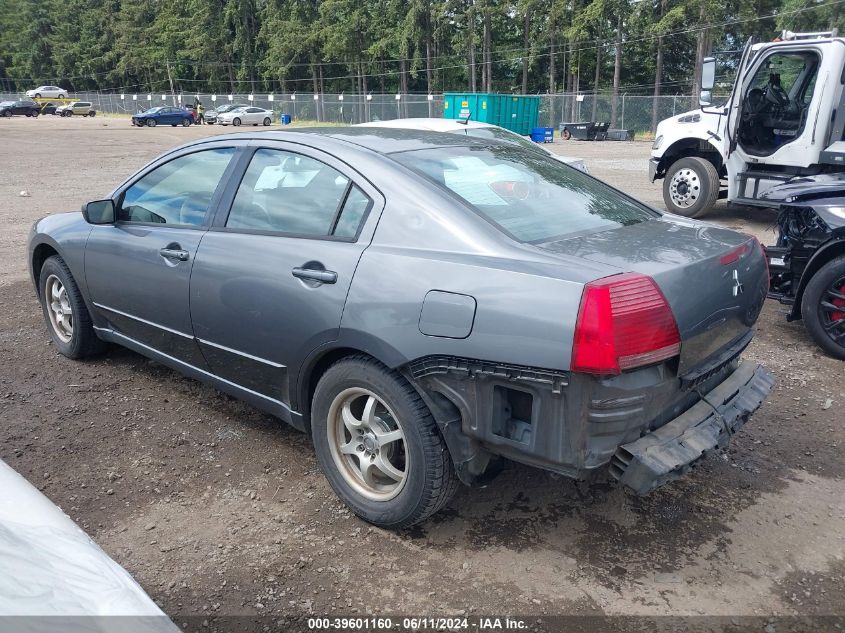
[
  {"left": 801, "top": 255, "right": 845, "bottom": 360},
  {"left": 39, "top": 256, "right": 106, "bottom": 359},
  {"left": 662, "top": 156, "right": 719, "bottom": 218},
  {"left": 311, "top": 356, "right": 458, "bottom": 529}
]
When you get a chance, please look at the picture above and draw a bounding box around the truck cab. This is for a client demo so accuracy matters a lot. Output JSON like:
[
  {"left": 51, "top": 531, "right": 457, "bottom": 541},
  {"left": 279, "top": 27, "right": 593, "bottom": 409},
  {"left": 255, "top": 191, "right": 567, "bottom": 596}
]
[{"left": 650, "top": 31, "right": 845, "bottom": 217}]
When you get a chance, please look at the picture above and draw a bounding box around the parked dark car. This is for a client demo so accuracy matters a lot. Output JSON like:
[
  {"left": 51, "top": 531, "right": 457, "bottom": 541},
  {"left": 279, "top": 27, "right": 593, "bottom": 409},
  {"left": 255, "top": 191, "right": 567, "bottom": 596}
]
[
  {"left": 131, "top": 106, "right": 193, "bottom": 127},
  {"left": 763, "top": 174, "right": 845, "bottom": 359},
  {"left": 40, "top": 102, "right": 59, "bottom": 115},
  {"left": 27, "top": 129, "right": 774, "bottom": 528},
  {"left": 0, "top": 100, "right": 40, "bottom": 117}
]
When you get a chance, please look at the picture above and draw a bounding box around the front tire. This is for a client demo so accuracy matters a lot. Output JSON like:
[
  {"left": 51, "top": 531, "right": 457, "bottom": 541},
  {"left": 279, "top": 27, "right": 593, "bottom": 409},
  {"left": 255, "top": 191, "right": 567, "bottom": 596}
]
[
  {"left": 35, "top": 93, "right": 41, "bottom": 98},
  {"left": 311, "top": 356, "right": 458, "bottom": 529},
  {"left": 232, "top": 117, "right": 241, "bottom": 127},
  {"left": 39, "top": 256, "right": 105, "bottom": 359},
  {"left": 801, "top": 255, "right": 845, "bottom": 360},
  {"left": 662, "top": 156, "right": 719, "bottom": 218},
  {"left": 147, "top": 118, "right": 156, "bottom": 127}
]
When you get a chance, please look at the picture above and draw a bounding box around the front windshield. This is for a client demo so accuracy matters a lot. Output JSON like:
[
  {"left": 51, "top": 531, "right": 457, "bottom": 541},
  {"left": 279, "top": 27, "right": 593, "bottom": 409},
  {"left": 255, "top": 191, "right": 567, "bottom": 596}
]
[
  {"left": 393, "top": 145, "right": 655, "bottom": 243},
  {"left": 144, "top": 107, "right": 163, "bottom": 114}
]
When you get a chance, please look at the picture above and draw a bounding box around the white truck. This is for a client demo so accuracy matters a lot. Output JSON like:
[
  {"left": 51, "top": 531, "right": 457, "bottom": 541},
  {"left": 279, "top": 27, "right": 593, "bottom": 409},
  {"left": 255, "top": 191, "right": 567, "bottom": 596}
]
[{"left": 650, "top": 30, "right": 845, "bottom": 217}]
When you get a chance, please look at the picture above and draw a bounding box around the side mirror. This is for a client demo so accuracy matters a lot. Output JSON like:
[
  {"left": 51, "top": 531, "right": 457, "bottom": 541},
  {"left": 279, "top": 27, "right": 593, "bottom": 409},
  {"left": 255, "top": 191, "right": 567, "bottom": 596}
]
[
  {"left": 701, "top": 56, "right": 716, "bottom": 91},
  {"left": 699, "top": 90, "right": 713, "bottom": 107},
  {"left": 82, "top": 199, "right": 115, "bottom": 224}
]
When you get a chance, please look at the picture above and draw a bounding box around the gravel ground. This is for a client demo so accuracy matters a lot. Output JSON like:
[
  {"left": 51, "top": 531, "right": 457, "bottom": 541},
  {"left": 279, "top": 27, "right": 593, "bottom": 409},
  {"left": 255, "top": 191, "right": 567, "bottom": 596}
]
[{"left": 1, "top": 116, "right": 844, "bottom": 626}]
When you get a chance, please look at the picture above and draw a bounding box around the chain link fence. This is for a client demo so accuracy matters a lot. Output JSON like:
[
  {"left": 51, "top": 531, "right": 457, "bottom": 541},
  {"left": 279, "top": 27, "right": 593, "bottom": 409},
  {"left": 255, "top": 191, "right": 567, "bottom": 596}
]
[{"left": 2, "top": 91, "right": 696, "bottom": 136}]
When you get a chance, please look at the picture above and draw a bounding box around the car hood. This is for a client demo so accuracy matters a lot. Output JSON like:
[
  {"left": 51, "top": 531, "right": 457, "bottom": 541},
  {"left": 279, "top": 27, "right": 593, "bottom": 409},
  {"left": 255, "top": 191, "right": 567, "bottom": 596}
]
[
  {"left": 536, "top": 215, "right": 767, "bottom": 373},
  {"left": 760, "top": 173, "right": 845, "bottom": 203}
]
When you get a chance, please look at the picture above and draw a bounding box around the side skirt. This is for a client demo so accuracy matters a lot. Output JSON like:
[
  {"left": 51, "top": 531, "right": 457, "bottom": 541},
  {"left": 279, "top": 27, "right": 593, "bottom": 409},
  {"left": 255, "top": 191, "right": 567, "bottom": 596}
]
[{"left": 93, "top": 326, "right": 306, "bottom": 431}]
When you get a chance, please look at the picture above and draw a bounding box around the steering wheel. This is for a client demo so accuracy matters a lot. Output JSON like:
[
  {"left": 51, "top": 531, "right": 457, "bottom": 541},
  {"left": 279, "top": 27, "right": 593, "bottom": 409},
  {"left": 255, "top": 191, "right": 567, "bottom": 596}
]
[{"left": 765, "top": 82, "right": 789, "bottom": 108}]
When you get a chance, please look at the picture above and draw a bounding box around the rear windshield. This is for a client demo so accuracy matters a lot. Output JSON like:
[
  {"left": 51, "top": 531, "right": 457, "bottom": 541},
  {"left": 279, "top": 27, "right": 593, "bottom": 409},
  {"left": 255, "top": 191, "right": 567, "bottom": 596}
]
[{"left": 393, "top": 145, "right": 655, "bottom": 243}]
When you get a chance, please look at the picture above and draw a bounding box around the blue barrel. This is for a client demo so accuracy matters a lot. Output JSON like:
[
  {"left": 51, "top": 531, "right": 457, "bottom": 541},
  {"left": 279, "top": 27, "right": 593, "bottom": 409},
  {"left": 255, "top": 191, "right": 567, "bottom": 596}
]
[
  {"left": 530, "top": 127, "right": 554, "bottom": 143},
  {"left": 280, "top": 113, "right": 292, "bottom": 125}
]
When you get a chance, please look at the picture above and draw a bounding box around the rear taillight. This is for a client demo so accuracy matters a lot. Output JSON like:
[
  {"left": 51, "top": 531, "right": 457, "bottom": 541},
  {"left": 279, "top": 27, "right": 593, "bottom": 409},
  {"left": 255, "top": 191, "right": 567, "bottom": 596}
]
[{"left": 571, "top": 273, "right": 681, "bottom": 375}]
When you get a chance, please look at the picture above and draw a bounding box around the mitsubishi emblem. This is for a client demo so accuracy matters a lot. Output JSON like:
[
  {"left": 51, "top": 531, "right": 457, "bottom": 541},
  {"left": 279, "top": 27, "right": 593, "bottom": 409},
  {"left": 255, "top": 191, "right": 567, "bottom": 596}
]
[{"left": 732, "top": 269, "right": 744, "bottom": 297}]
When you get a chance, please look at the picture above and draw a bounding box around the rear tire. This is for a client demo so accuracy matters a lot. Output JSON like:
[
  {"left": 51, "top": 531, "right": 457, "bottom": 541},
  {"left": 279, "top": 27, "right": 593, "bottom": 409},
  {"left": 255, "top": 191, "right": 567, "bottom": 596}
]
[
  {"left": 181, "top": 118, "right": 190, "bottom": 126},
  {"left": 662, "top": 156, "right": 719, "bottom": 218},
  {"left": 801, "top": 255, "right": 845, "bottom": 360},
  {"left": 38, "top": 256, "right": 105, "bottom": 359},
  {"left": 263, "top": 117, "right": 271, "bottom": 126},
  {"left": 89, "top": 111, "right": 95, "bottom": 117},
  {"left": 311, "top": 356, "right": 458, "bottom": 529}
]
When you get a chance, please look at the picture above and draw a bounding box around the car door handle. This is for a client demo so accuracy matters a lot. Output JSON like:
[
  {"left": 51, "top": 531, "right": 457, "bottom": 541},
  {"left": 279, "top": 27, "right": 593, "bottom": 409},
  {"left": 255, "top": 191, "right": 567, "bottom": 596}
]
[
  {"left": 159, "top": 247, "right": 189, "bottom": 262},
  {"left": 292, "top": 267, "right": 337, "bottom": 284}
]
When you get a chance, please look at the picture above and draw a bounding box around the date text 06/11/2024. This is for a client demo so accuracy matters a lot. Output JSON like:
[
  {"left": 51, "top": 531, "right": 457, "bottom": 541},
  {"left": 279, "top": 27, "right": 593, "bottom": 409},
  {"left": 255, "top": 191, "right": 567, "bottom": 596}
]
[{"left": 306, "top": 617, "right": 528, "bottom": 630}]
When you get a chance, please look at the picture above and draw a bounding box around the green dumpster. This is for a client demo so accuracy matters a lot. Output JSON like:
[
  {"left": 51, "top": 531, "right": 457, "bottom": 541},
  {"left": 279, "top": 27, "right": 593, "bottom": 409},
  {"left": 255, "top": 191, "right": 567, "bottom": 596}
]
[{"left": 443, "top": 93, "right": 540, "bottom": 135}]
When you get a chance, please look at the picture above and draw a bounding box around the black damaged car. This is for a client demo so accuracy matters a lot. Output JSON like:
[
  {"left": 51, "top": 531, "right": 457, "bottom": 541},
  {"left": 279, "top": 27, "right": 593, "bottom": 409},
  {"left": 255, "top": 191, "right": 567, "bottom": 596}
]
[
  {"left": 0, "top": 100, "right": 40, "bottom": 117},
  {"left": 763, "top": 175, "right": 845, "bottom": 359}
]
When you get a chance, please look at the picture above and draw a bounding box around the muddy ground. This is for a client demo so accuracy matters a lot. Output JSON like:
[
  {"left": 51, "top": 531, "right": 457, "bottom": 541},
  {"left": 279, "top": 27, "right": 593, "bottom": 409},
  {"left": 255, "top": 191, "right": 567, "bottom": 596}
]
[{"left": 1, "top": 116, "right": 844, "bottom": 626}]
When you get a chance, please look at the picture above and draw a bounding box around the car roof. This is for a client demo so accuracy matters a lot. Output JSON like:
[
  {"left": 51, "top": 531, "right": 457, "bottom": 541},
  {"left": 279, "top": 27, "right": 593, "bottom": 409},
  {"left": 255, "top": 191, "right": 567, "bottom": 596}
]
[
  {"left": 357, "top": 117, "right": 496, "bottom": 132},
  {"left": 160, "top": 127, "right": 509, "bottom": 162}
]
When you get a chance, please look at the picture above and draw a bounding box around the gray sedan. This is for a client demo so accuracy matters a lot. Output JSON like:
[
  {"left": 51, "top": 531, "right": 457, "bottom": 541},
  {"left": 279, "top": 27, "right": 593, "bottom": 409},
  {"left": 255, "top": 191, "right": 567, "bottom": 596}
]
[{"left": 28, "top": 128, "right": 774, "bottom": 528}]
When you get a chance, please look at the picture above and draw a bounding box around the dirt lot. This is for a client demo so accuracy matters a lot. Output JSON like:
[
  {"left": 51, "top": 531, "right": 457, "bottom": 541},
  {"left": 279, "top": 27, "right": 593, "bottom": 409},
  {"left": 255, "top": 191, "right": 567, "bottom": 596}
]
[{"left": 1, "top": 116, "right": 844, "bottom": 626}]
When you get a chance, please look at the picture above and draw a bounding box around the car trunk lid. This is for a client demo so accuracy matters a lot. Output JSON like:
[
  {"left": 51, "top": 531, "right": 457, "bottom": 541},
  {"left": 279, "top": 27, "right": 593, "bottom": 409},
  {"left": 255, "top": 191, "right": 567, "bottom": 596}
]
[{"left": 537, "top": 216, "right": 768, "bottom": 374}]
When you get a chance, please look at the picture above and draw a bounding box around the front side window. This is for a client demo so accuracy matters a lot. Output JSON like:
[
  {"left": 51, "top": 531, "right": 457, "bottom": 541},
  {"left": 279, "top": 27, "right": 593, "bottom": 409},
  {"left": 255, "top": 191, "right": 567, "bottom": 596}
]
[
  {"left": 119, "top": 148, "right": 235, "bottom": 226},
  {"left": 740, "top": 51, "right": 820, "bottom": 155},
  {"left": 394, "top": 145, "right": 654, "bottom": 243},
  {"left": 226, "top": 149, "right": 370, "bottom": 238}
]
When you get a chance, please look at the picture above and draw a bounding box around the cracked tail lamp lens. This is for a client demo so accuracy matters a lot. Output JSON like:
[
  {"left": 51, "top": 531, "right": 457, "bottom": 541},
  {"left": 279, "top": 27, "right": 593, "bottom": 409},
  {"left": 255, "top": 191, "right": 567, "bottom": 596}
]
[{"left": 571, "top": 273, "right": 681, "bottom": 375}]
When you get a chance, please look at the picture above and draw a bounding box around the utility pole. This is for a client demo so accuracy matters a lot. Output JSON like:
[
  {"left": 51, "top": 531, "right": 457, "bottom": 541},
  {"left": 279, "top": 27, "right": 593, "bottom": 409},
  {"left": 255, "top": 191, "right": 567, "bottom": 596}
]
[{"left": 166, "top": 60, "right": 177, "bottom": 106}]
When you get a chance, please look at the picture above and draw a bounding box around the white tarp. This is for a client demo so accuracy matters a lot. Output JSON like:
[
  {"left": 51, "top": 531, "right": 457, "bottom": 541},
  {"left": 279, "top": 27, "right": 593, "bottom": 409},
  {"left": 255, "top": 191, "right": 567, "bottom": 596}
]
[{"left": 0, "top": 458, "right": 179, "bottom": 632}]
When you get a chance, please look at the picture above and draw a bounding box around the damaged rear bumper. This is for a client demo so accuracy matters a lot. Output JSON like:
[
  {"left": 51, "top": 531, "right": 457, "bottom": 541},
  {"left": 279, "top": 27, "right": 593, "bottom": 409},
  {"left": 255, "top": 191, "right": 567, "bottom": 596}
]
[{"left": 610, "top": 362, "right": 775, "bottom": 495}]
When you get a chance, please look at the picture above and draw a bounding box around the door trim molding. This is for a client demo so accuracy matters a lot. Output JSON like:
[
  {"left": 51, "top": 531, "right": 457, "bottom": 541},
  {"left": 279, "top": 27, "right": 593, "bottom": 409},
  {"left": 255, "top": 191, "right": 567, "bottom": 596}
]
[
  {"left": 93, "top": 302, "right": 194, "bottom": 340},
  {"left": 197, "top": 337, "right": 286, "bottom": 369}
]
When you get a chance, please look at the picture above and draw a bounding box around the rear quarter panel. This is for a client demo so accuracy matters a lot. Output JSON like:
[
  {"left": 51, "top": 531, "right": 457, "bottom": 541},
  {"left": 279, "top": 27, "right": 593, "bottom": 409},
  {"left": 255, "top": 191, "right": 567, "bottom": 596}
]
[{"left": 334, "top": 158, "right": 618, "bottom": 371}]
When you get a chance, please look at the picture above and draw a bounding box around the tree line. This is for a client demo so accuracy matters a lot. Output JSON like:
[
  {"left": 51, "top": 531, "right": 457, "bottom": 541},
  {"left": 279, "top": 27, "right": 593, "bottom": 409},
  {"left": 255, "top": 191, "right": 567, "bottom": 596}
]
[{"left": 0, "top": 0, "right": 841, "bottom": 123}]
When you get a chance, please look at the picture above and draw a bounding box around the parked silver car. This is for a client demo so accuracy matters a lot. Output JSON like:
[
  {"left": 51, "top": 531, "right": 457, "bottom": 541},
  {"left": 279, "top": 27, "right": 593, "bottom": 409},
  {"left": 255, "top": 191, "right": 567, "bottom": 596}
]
[
  {"left": 28, "top": 128, "right": 773, "bottom": 528},
  {"left": 217, "top": 106, "right": 273, "bottom": 126},
  {"left": 26, "top": 85, "right": 67, "bottom": 99},
  {"left": 205, "top": 103, "right": 249, "bottom": 124}
]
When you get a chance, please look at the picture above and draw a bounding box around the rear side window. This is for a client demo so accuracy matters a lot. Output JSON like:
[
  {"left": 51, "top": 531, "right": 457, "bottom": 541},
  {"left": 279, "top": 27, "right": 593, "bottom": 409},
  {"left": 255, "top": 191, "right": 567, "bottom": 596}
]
[
  {"left": 226, "top": 148, "right": 370, "bottom": 238},
  {"left": 394, "top": 145, "right": 655, "bottom": 243}
]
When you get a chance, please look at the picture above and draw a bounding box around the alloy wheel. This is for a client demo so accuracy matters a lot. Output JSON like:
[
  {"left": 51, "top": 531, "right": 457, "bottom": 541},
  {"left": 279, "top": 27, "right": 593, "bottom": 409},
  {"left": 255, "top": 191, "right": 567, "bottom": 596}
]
[
  {"left": 45, "top": 274, "right": 73, "bottom": 343},
  {"left": 819, "top": 275, "right": 845, "bottom": 348},
  {"left": 326, "top": 387, "right": 408, "bottom": 501}
]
